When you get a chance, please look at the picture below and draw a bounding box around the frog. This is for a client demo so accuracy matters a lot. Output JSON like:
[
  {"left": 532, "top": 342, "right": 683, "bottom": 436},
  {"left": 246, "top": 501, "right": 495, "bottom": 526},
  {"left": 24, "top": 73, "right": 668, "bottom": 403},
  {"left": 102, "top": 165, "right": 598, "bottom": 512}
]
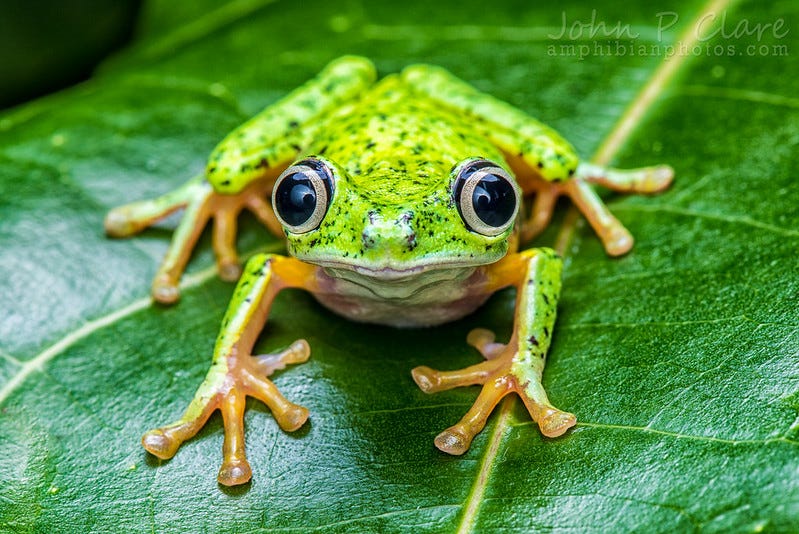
[{"left": 105, "top": 56, "right": 673, "bottom": 486}]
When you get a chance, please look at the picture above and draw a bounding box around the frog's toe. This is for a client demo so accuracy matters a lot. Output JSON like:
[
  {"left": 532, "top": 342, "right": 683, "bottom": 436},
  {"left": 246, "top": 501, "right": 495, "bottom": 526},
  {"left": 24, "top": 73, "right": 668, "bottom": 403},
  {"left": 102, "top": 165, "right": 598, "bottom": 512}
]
[
  {"left": 565, "top": 180, "right": 636, "bottom": 257},
  {"left": 218, "top": 458, "right": 252, "bottom": 487},
  {"left": 218, "top": 258, "right": 243, "bottom": 282},
  {"left": 577, "top": 162, "right": 675, "bottom": 194},
  {"left": 430, "top": 376, "right": 511, "bottom": 456},
  {"left": 466, "top": 328, "right": 506, "bottom": 359},
  {"left": 141, "top": 429, "right": 180, "bottom": 459},
  {"left": 603, "top": 226, "right": 634, "bottom": 257},
  {"left": 412, "top": 328, "right": 509, "bottom": 394},
  {"left": 275, "top": 405, "right": 309, "bottom": 432},
  {"left": 212, "top": 209, "right": 244, "bottom": 282},
  {"left": 410, "top": 366, "right": 438, "bottom": 393},
  {"left": 253, "top": 339, "right": 311, "bottom": 375},
  {"left": 434, "top": 426, "right": 474, "bottom": 456},
  {"left": 538, "top": 408, "right": 577, "bottom": 438},
  {"left": 647, "top": 164, "right": 675, "bottom": 192},
  {"left": 104, "top": 207, "right": 142, "bottom": 237},
  {"left": 152, "top": 275, "right": 181, "bottom": 304},
  {"left": 239, "top": 366, "right": 310, "bottom": 432},
  {"left": 141, "top": 417, "right": 207, "bottom": 460},
  {"left": 412, "top": 358, "right": 500, "bottom": 394}
]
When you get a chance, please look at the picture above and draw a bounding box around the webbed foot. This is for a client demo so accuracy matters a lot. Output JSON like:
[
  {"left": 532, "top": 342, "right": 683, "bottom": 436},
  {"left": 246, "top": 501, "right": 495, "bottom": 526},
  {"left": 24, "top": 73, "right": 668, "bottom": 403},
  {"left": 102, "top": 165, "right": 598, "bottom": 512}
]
[
  {"left": 412, "top": 328, "right": 575, "bottom": 455},
  {"left": 142, "top": 340, "right": 310, "bottom": 486},
  {"left": 522, "top": 163, "right": 674, "bottom": 256}
]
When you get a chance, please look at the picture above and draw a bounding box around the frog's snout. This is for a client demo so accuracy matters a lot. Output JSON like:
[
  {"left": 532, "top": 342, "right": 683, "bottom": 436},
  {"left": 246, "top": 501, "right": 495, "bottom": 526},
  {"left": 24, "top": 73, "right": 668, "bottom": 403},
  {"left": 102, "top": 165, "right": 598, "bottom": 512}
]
[{"left": 361, "top": 209, "right": 418, "bottom": 252}]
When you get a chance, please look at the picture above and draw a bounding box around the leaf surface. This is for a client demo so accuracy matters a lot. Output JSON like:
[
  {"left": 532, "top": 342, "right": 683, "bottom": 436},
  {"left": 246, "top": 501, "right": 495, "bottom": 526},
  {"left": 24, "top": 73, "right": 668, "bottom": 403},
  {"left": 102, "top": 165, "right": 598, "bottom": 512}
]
[{"left": 1, "top": 0, "right": 797, "bottom": 532}]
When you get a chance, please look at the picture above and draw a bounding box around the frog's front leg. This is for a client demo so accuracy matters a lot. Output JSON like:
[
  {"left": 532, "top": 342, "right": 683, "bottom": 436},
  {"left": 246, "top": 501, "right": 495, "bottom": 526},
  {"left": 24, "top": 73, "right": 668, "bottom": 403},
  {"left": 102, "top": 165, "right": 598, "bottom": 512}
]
[
  {"left": 402, "top": 65, "right": 673, "bottom": 256},
  {"left": 142, "top": 253, "right": 320, "bottom": 486},
  {"left": 411, "top": 248, "right": 575, "bottom": 454}
]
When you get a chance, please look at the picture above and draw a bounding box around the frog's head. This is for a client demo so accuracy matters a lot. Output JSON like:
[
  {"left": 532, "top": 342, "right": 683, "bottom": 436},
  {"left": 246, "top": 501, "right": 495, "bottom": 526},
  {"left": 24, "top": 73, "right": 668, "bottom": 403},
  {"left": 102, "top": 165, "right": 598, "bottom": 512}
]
[{"left": 271, "top": 156, "right": 520, "bottom": 279}]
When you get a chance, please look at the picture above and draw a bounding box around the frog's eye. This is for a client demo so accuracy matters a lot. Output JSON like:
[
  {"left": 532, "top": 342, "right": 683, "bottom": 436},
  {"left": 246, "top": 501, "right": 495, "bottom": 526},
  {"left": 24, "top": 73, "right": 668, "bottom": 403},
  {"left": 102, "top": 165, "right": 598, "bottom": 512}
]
[
  {"left": 453, "top": 159, "right": 519, "bottom": 237},
  {"left": 273, "top": 158, "right": 334, "bottom": 234}
]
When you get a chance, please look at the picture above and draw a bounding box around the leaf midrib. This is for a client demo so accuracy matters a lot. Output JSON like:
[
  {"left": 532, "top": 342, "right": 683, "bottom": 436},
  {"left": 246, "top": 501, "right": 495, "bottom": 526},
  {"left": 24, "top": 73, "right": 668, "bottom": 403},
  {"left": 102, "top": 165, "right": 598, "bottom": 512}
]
[{"left": 454, "top": 0, "right": 738, "bottom": 530}]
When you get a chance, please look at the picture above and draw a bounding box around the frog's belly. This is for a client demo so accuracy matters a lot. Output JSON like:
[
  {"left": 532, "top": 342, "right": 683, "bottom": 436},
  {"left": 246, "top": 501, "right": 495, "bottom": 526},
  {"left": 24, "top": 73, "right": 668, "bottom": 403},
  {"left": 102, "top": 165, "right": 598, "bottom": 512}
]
[{"left": 312, "top": 266, "right": 491, "bottom": 328}]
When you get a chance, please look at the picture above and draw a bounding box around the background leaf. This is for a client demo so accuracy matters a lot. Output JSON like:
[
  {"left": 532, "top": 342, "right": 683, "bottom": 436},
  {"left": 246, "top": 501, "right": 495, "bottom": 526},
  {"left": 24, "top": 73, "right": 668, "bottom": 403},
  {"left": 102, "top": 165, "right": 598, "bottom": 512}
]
[
  {"left": 0, "top": 0, "right": 140, "bottom": 108},
  {"left": 1, "top": 0, "right": 797, "bottom": 532}
]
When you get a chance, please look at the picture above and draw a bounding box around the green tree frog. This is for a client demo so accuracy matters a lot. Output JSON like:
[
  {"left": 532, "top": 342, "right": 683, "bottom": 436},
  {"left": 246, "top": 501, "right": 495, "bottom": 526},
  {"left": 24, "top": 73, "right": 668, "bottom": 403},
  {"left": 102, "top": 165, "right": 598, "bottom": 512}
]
[{"left": 105, "top": 56, "right": 673, "bottom": 486}]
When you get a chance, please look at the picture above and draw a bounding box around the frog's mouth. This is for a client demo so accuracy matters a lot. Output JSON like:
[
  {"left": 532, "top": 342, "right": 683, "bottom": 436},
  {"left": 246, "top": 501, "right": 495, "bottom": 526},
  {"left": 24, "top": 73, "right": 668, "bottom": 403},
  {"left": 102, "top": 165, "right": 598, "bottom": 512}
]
[
  {"left": 316, "top": 258, "right": 479, "bottom": 281},
  {"left": 339, "top": 263, "right": 433, "bottom": 280},
  {"left": 320, "top": 262, "right": 478, "bottom": 300}
]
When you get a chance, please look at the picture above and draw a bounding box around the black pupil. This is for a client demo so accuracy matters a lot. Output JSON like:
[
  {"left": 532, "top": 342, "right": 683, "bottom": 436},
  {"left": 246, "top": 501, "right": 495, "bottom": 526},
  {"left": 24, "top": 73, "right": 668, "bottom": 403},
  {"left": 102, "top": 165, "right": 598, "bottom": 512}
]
[
  {"left": 275, "top": 172, "right": 317, "bottom": 226},
  {"left": 472, "top": 174, "right": 515, "bottom": 227}
]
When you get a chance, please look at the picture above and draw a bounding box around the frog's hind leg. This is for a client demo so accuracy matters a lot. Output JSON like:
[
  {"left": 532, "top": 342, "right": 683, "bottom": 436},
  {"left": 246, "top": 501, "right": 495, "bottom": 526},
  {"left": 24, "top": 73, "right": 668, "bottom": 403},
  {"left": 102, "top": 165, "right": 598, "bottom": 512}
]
[
  {"left": 243, "top": 194, "right": 284, "bottom": 238},
  {"left": 105, "top": 175, "right": 215, "bottom": 303},
  {"left": 558, "top": 163, "right": 673, "bottom": 255},
  {"left": 518, "top": 162, "right": 674, "bottom": 255},
  {"left": 211, "top": 204, "right": 243, "bottom": 282},
  {"left": 401, "top": 64, "right": 674, "bottom": 256},
  {"left": 104, "top": 174, "right": 207, "bottom": 238},
  {"left": 105, "top": 174, "right": 280, "bottom": 304},
  {"left": 577, "top": 162, "right": 674, "bottom": 194},
  {"left": 106, "top": 175, "right": 224, "bottom": 303},
  {"left": 520, "top": 185, "right": 559, "bottom": 243}
]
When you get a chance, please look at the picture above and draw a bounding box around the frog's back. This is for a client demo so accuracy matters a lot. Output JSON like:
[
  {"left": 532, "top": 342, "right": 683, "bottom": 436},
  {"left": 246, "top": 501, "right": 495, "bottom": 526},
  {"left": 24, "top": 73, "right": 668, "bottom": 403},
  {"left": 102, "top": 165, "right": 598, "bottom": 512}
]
[{"left": 312, "top": 75, "right": 506, "bottom": 205}]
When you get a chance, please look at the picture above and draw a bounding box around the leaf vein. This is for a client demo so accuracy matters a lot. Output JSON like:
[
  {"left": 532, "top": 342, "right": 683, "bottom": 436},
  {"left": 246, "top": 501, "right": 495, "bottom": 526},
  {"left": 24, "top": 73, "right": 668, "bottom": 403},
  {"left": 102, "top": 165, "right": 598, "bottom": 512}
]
[
  {"left": 576, "top": 421, "right": 799, "bottom": 446},
  {"left": 351, "top": 402, "right": 474, "bottom": 417},
  {"left": 0, "top": 350, "right": 21, "bottom": 366},
  {"left": 456, "top": 398, "right": 514, "bottom": 534},
  {"left": 458, "top": 0, "right": 742, "bottom": 529},
  {"left": 0, "top": 244, "right": 281, "bottom": 406},
  {"left": 615, "top": 204, "right": 799, "bottom": 238},
  {"left": 678, "top": 85, "right": 799, "bottom": 110},
  {"left": 560, "top": 315, "right": 748, "bottom": 330}
]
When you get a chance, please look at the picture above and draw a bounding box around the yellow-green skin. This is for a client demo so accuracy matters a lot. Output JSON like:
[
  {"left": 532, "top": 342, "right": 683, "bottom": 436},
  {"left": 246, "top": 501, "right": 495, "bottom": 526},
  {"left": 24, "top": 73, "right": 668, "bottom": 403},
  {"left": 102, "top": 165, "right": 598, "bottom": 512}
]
[
  {"left": 287, "top": 76, "right": 513, "bottom": 271},
  {"left": 139, "top": 57, "right": 582, "bottom": 483},
  {"left": 205, "top": 56, "right": 577, "bottom": 328}
]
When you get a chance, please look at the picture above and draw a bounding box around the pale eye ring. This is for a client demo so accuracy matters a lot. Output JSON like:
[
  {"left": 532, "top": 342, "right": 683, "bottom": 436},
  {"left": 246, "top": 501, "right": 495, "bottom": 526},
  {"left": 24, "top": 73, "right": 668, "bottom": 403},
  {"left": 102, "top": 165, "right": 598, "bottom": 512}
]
[
  {"left": 453, "top": 159, "right": 519, "bottom": 237},
  {"left": 272, "top": 158, "right": 334, "bottom": 234}
]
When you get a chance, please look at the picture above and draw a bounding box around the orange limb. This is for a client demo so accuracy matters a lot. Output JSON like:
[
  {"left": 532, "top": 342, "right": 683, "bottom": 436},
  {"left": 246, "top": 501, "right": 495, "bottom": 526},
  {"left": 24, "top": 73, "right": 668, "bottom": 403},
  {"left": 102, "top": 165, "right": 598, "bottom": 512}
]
[
  {"left": 512, "top": 156, "right": 674, "bottom": 256},
  {"left": 412, "top": 248, "right": 575, "bottom": 455},
  {"left": 105, "top": 169, "right": 283, "bottom": 304},
  {"left": 141, "top": 254, "right": 319, "bottom": 486}
]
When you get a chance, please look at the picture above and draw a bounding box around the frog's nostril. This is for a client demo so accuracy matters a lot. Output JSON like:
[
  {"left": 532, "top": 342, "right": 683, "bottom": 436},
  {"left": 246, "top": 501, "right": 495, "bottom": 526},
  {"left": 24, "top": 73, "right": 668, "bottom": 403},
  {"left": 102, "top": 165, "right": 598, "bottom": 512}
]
[
  {"left": 405, "top": 231, "right": 418, "bottom": 251},
  {"left": 361, "top": 230, "right": 377, "bottom": 249},
  {"left": 395, "top": 211, "right": 412, "bottom": 225},
  {"left": 361, "top": 210, "right": 418, "bottom": 251},
  {"left": 395, "top": 211, "right": 417, "bottom": 251}
]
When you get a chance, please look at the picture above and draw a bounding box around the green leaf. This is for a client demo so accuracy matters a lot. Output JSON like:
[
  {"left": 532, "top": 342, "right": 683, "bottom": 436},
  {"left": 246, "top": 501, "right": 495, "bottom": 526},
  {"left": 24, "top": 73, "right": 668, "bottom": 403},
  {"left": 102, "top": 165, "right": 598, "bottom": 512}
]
[{"left": 2, "top": 0, "right": 797, "bottom": 532}]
